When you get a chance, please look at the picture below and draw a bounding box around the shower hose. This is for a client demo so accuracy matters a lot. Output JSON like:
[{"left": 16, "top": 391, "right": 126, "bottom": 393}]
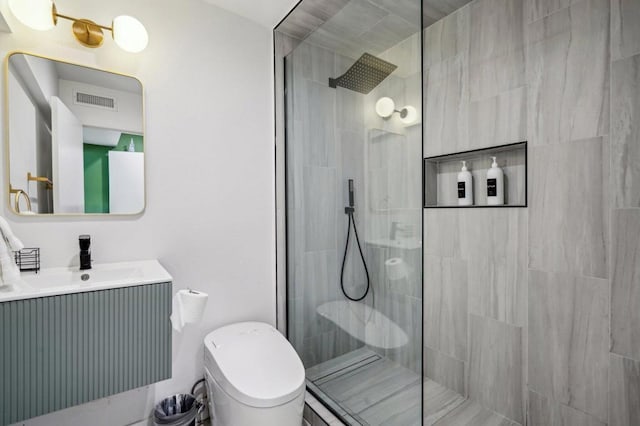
[{"left": 340, "top": 208, "right": 371, "bottom": 301}]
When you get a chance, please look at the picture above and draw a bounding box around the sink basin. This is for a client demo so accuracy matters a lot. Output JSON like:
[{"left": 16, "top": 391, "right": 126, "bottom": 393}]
[
  {"left": 0, "top": 260, "right": 172, "bottom": 302},
  {"left": 22, "top": 265, "right": 142, "bottom": 289}
]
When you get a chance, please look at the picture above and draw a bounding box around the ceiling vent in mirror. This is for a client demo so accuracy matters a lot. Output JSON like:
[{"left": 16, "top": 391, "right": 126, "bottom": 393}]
[{"left": 74, "top": 90, "right": 117, "bottom": 111}]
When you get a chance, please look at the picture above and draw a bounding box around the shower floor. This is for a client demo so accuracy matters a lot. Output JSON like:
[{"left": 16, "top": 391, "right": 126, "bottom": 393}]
[{"left": 306, "top": 348, "right": 519, "bottom": 426}]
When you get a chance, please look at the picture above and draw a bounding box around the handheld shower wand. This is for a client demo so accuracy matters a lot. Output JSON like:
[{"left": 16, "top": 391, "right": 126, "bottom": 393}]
[
  {"left": 348, "top": 179, "right": 354, "bottom": 208},
  {"left": 340, "top": 179, "right": 371, "bottom": 302}
]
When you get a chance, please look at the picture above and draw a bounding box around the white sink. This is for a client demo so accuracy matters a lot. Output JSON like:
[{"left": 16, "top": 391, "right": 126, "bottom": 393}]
[{"left": 0, "top": 260, "right": 172, "bottom": 302}]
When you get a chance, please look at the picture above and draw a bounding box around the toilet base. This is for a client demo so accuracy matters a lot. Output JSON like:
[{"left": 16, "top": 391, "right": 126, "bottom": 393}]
[{"left": 205, "top": 367, "right": 305, "bottom": 426}]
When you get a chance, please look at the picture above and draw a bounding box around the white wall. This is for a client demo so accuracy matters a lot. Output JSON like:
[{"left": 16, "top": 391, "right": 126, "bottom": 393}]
[
  {"left": 59, "top": 79, "right": 143, "bottom": 134},
  {"left": 24, "top": 54, "right": 58, "bottom": 103},
  {"left": 8, "top": 69, "right": 37, "bottom": 196},
  {"left": 0, "top": 0, "right": 275, "bottom": 424}
]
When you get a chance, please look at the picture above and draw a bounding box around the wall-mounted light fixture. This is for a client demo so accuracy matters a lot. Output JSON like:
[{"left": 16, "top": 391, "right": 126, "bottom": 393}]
[
  {"left": 375, "top": 97, "right": 418, "bottom": 125},
  {"left": 8, "top": 0, "right": 149, "bottom": 53}
]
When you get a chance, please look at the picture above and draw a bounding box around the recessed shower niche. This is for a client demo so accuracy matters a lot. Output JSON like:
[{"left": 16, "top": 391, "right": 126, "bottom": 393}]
[{"left": 423, "top": 142, "right": 527, "bottom": 208}]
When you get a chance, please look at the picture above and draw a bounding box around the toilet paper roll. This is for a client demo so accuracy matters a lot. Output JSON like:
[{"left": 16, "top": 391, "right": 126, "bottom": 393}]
[
  {"left": 385, "top": 257, "right": 408, "bottom": 281},
  {"left": 170, "top": 289, "right": 208, "bottom": 332}
]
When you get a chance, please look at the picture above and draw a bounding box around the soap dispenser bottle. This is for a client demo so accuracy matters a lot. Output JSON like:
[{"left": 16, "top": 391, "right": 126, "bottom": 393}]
[
  {"left": 486, "top": 156, "right": 504, "bottom": 205},
  {"left": 457, "top": 160, "right": 473, "bottom": 206}
]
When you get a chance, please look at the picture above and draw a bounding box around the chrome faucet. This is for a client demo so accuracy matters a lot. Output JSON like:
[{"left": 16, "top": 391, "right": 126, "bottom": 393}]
[{"left": 79, "top": 235, "right": 91, "bottom": 270}]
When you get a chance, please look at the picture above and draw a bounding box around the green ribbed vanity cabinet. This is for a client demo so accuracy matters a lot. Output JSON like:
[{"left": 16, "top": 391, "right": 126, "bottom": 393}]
[{"left": 0, "top": 282, "right": 172, "bottom": 425}]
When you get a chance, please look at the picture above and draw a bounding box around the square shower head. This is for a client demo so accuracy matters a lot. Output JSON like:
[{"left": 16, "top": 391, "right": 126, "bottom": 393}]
[{"left": 328, "top": 53, "right": 397, "bottom": 94}]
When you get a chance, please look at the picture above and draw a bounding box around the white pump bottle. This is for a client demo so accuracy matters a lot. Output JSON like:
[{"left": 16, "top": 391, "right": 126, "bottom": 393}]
[
  {"left": 457, "top": 160, "right": 473, "bottom": 206},
  {"left": 486, "top": 156, "right": 504, "bottom": 205}
]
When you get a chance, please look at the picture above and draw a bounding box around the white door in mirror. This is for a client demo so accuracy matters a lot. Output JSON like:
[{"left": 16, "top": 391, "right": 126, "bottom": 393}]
[
  {"left": 51, "top": 96, "right": 85, "bottom": 213},
  {"left": 109, "top": 151, "right": 144, "bottom": 214}
]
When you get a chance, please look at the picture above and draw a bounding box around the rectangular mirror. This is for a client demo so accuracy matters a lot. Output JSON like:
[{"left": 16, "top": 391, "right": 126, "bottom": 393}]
[{"left": 5, "top": 52, "right": 144, "bottom": 215}]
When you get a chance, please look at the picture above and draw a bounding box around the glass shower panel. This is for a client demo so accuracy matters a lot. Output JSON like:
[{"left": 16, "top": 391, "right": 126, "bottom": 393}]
[{"left": 283, "top": 1, "right": 423, "bottom": 424}]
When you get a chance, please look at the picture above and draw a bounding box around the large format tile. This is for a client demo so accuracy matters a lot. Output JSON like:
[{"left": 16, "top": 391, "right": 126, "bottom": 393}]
[
  {"left": 469, "top": 49, "right": 526, "bottom": 104},
  {"left": 467, "top": 314, "right": 523, "bottom": 423},
  {"left": 611, "top": 54, "right": 640, "bottom": 208},
  {"left": 358, "top": 381, "right": 423, "bottom": 426},
  {"left": 527, "top": 389, "right": 606, "bottom": 426},
  {"left": 469, "top": 87, "right": 527, "bottom": 149},
  {"left": 424, "top": 345, "right": 466, "bottom": 395},
  {"left": 424, "top": 379, "right": 466, "bottom": 425},
  {"left": 275, "top": 0, "right": 350, "bottom": 41},
  {"left": 469, "top": 0, "right": 524, "bottom": 65},
  {"left": 300, "top": 250, "right": 339, "bottom": 337},
  {"left": 291, "top": 42, "right": 337, "bottom": 85},
  {"left": 528, "top": 138, "right": 609, "bottom": 279},
  {"left": 368, "top": 0, "right": 423, "bottom": 28},
  {"left": 424, "top": 54, "right": 469, "bottom": 157},
  {"left": 303, "top": 166, "right": 337, "bottom": 251},
  {"left": 424, "top": 256, "right": 468, "bottom": 361},
  {"left": 611, "top": 209, "right": 640, "bottom": 360},
  {"left": 318, "top": 358, "right": 420, "bottom": 414},
  {"left": 469, "top": 0, "right": 525, "bottom": 101},
  {"left": 462, "top": 208, "right": 527, "bottom": 326},
  {"left": 424, "top": 209, "right": 462, "bottom": 258},
  {"left": 422, "top": 0, "right": 474, "bottom": 27},
  {"left": 423, "top": 4, "right": 470, "bottom": 69},
  {"left": 528, "top": 270, "right": 609, "bottom": 422},
  {"left": 526, "top": 0, "right": 582, "bottom": 24},
  {"left": 320, "top": 0, "right": 387, "bottom": 41},
  {"left": 526, "top": 0, "right": 609, "bottom": 146},
  {"left": 376, "top": 293, "right": 423, "bottom": 373},
  {"left": 433, "top": 399, "right": 519, "bottom": 426},
  {"left": 303, "top": 82, "right": 336, "bottom": 167},
  {"left": 611, "top": 0, "right": 640, "bottom": 61},
  {"left": 609, "top": 353, "right": 640, "bottom": 426}
]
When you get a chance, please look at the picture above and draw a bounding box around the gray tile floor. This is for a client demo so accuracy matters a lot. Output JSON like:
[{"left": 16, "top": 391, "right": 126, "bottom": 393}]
[{"left": 306, "top": 348, "right": 520, "bottom": 426}]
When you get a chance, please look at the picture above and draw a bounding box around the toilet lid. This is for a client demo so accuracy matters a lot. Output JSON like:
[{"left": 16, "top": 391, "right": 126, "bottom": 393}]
[{"left": 204, "top": 322, "right": 305, "bottom": 408}]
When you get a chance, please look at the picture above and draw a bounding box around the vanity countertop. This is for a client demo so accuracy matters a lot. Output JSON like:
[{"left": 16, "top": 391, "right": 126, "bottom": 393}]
[{"left": 0, "top": 259, "right": 172, "bottom": 302}]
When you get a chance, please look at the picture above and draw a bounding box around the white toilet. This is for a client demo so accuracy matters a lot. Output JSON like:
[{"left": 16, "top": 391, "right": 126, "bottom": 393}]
[{"left": 204, "top": 321, "right": 306, "bottom": 425}]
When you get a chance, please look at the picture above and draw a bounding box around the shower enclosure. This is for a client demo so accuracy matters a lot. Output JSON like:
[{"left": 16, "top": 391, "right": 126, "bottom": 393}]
[
  {"left": 277, "top": 0, "right": 637, "bottom": 425},
  {"left": 275, "top": 1, "right": 423, "bottom": 424}
]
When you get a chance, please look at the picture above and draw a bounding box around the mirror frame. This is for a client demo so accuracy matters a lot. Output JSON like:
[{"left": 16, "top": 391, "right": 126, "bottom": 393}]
[{"left": 4, "top": 51, "right": 146, "bottom": 217}]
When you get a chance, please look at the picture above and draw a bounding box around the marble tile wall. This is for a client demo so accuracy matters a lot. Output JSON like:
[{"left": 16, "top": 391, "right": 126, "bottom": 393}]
[
  {"left": 611, "top": 54, "right": 640, "bottom": 208},
  {"left": 526, "top": 0, "right": 610, "bottom": 147},
  {"left": 528, "top": 270, "right": 609, "bottom": 422},
  {"left": 287, "top": 41, "right": 368, "bottom": 368},
  {"left": 286, "top": 17, "right": 423, "bottom": 379},
  {"left": 360, "top": 30, "right": 423, "bottom": 375},
  {"left": 423, "top": 0, "right": 638, "bottom": 424},
  {"left": 423, "top": 0, "right": 527, "bottom": 422},
  {"left": 528, "top": 390, "right": 607, "bottom": 426},
  {"left": 609, "top": 354, "right": 640, "bottom": 426},
  {"left": 281, "top": 0, "right": 639, "bottom": 423},
  {"left": 467, "top": 315, "right": 523, "bottom": 423},
  {"left": 608, "top": 3, "right": 640, "bottom": 424}
]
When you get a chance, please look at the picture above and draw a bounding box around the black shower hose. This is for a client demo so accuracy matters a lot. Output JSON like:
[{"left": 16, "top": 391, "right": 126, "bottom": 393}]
[{"left": 340, "top": 210, "right": 371, "bottom": 301}]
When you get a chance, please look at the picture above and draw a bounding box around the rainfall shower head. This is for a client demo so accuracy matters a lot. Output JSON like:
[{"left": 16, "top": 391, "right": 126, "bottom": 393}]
[{"left": 329, "top": 53, "right": 397, "bottom": 94}]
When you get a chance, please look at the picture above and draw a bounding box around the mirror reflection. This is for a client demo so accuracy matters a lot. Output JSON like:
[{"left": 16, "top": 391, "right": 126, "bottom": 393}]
[{"left": 6, "top": 52, "right": 144, "bottom": 215}]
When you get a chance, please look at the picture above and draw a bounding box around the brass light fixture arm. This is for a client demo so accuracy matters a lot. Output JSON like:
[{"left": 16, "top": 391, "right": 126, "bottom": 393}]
[
  {"left": 54, "top": 10, "right": 114, "bottom": 32},
  {"left": 50, "top": 3, "right": 114, "bottom": 48}
]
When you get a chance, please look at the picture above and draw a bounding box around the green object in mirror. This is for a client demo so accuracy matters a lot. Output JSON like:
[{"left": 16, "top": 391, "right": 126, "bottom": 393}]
[{"left": 5, "top": 52, "right": 145, "bottom": 215}]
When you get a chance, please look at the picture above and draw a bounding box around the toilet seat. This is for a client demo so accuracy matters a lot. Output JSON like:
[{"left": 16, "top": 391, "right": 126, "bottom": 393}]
[{"left": 204, "top": 322, "right": 305, "bottom": 408}]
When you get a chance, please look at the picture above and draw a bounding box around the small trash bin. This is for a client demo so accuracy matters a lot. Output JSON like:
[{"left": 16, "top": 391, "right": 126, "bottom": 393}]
[{"left": 153, "top": 394, "right": 202, "bottom": 426}]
